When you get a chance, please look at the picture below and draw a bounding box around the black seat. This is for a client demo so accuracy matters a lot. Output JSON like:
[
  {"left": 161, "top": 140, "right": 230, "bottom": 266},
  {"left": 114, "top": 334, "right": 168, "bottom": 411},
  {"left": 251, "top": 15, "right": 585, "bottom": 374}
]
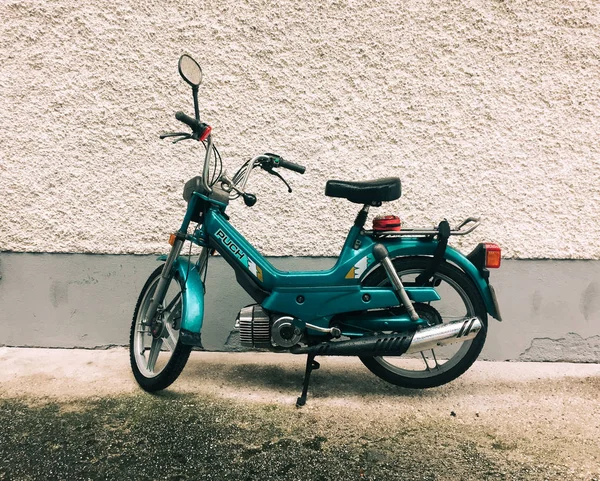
[{"left": 325, "top": 177, "right": 401, "bottom": 204}]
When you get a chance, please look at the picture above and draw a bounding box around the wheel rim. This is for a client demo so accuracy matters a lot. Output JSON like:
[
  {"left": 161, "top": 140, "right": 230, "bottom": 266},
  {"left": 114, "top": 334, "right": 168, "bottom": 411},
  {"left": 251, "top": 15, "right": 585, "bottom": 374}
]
[
  {"left": 373, "top": 268, "right": 478, "bottom": 379},
  {"left": 133, "top": 276, "right": 182, "bottom": 378}
]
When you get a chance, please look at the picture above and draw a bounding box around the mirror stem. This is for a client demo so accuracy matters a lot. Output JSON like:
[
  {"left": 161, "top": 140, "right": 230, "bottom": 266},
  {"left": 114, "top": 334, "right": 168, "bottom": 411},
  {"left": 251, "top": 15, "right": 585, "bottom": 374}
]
[{"left": 192, "top": 86, "right": 200, "bottom": 121}]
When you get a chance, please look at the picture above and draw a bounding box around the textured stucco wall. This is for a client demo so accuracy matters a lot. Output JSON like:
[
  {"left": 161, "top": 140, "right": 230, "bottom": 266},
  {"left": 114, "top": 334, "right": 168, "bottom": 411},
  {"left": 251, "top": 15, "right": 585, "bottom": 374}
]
[{"left": 1, "top": 0, "right": 600, "bottom": 258}]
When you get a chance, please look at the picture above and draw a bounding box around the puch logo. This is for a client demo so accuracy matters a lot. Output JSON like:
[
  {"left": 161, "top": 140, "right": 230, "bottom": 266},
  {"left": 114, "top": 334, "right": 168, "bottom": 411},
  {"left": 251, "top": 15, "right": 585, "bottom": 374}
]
[
  {"left": 248, "top": 258, "right": 264, "bottom": 283},
  {"left": 216, "top": 229, "right": 245, "bottom": 261},
  {"left": 215, "top": 229, "right": 264, "bottom": 282},
  {"left": 345, "top": 254, "right": 375, "bottom": 279}
]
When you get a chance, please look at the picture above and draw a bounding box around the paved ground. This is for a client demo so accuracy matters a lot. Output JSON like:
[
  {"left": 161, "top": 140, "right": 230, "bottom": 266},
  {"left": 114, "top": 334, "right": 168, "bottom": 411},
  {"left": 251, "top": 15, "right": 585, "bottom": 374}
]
[{"left": 0, "top": 347, "right": 599, "bottom": 480}]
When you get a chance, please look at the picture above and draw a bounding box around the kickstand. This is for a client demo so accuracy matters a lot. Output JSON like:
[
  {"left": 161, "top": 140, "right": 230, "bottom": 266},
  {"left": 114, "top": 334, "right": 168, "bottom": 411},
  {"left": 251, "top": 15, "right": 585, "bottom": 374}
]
[{"left": 296, "top": 354, "right": 320, "bottom": 407}]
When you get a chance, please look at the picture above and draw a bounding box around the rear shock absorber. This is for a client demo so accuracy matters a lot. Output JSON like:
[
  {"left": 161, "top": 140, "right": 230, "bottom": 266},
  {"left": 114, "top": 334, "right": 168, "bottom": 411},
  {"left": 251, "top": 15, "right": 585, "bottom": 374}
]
[{"left": 372, "top": 244, "right": 420, "bottom": 322}]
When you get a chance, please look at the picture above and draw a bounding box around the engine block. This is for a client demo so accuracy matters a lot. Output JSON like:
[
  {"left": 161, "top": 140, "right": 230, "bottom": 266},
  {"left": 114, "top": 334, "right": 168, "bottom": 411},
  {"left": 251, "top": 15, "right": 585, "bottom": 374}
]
[
  {"left": 238, "top": 305, "right": 271, "bottom": 348},
  {"left": 237, "top": 306, "right": 303, "bottom": 349}
]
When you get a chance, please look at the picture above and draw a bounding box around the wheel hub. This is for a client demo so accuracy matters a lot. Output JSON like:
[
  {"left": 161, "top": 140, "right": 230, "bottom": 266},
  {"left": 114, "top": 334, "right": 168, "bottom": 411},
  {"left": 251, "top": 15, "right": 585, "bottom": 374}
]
[
  {"left": 149, "top": 309, "right": 167, "bottom": 338},
  {"left": 414, "top": 303, "right": 443, "bottom": 327}
]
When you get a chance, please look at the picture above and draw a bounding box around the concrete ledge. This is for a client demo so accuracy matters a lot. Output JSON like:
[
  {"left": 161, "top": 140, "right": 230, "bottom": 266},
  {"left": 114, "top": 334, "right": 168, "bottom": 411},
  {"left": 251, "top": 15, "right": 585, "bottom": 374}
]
[{"left": 0, "top": 253, "right": 599, "bottom": 361}]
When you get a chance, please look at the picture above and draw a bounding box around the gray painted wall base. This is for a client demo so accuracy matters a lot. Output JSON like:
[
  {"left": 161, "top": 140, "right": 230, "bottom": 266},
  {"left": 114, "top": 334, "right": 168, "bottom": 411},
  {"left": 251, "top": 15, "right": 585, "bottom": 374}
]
[{"left": 0, "top": 253, "right": 599, "bottom": 361}]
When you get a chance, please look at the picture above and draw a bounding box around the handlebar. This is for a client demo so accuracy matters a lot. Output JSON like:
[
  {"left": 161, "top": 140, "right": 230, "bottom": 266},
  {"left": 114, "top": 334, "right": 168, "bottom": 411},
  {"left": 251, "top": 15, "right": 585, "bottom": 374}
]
[
  {"left": 169, "top": 113, "right": 305, "bottom": 198},
  {"left": 175, "top": 111, "right": 211, "bottom": 141},
  {"left": 175, "top": 111, "right": 202, "bottom": 130},
  {"left": 277, "top": 158, "right": 306, "bottom": 174},
  {"left": 261, "top": 153, "right": 305, "bottom": 174}
]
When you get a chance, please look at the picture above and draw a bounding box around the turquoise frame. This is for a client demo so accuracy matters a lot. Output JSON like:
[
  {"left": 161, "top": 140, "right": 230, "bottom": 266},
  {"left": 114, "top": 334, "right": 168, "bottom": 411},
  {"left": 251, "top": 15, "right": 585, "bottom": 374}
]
[{"left": 167, "top": 193, "right": 500, "bottom": 343}]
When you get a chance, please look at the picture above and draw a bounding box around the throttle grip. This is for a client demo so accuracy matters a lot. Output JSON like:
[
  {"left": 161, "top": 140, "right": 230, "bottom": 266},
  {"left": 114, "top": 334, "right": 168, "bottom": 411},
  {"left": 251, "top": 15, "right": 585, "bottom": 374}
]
[
  {"left": 278, "top": 158, "right": 306, "bottom": 174},
  {"left": 175, "top": 111, "right": 203, "bottom": 131},
  {"left": 175, "top": 111, "right": 211, "bottom": 141}
]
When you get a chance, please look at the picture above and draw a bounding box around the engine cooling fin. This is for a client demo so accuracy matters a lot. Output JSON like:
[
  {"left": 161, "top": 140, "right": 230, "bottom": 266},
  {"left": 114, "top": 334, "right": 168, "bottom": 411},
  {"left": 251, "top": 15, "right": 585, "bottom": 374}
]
[{"left": 238, "top": 305, "right": 271, "bottom": 348}]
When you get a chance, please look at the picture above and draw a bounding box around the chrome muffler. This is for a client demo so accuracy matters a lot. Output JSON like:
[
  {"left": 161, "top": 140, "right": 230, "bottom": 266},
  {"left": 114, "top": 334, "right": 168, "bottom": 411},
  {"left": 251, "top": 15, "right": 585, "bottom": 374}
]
[
  {"left": 290, "top": 317, "right": 483, "bottom": 356},
  {"left": 406, "top": 316, "right": 482, "bottom": 353}
]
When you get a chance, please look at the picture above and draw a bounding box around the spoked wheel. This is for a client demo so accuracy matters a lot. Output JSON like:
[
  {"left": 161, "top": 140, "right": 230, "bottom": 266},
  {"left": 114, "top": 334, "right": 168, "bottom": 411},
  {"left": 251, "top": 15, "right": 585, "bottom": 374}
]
[
  {"left": 360, "top": 257, "right": 488, "bottom": 389},
  {"left": 129, "top": 265, "right": 192, "bottom": 392}
]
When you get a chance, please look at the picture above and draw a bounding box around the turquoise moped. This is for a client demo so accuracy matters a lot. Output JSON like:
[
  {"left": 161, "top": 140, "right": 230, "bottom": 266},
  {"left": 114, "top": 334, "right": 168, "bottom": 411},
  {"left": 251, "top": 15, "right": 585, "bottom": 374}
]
[{"left": 129, "top": 55, "right": 503, "bottom": 406}]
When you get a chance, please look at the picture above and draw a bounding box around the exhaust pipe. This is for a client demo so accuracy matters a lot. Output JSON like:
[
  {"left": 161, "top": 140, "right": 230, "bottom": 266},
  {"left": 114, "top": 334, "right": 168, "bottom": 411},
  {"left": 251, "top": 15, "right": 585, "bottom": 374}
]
[
  {"left": 290, "top": 317, "right": 483, "bottom": 357},
  {"left": 406, "top": 316, "right": 482, "bottom": 353}
]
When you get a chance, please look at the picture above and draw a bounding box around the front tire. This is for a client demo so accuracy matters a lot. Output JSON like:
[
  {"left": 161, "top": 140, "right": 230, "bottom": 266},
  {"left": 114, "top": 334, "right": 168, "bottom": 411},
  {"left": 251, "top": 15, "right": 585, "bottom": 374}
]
[
  {"left": 129, "top": 265, "right": 192, "bottom": 392},
  {"left": 360, "top": 257, "right": 488, "bottom": 389}
]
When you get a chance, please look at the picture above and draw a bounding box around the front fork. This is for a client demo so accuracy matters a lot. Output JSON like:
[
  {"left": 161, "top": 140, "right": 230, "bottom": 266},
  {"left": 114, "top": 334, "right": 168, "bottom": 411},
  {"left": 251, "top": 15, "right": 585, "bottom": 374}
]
[
  {"left": 145, "top": 233, "right": 210, "bottom": 327},
  {"left": 145, "top": 188, "right": 211, "bottom": 325},
  {"left": 145, "top": 237, "right": 186, "bottom": 325}
]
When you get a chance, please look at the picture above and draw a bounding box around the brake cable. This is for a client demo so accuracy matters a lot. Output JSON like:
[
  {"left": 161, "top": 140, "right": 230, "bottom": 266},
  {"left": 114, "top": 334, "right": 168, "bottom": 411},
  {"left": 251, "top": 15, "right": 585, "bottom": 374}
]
[{"left": 263, "top": 167, "right": 292, "bottom": 192}]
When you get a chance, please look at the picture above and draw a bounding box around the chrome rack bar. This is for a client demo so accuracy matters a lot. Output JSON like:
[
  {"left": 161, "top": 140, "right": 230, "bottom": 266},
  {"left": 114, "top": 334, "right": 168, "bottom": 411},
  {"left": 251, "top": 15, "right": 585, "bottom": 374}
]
[
  {"left": 454, "top": 217, "right": 481, "bottom": 233},
  {"left": 365, "top": 217, "right": 481, "bottom": 238}
]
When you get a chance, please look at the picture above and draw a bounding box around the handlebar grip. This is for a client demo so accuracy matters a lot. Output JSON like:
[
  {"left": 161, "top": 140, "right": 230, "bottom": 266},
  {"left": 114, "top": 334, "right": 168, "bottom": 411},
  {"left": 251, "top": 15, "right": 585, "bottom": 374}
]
[
  {"left": 278, "top": 158, "right": 306, "bottom": 174},
  {"left": 175, "top": 111, "right": 203, "bottom": 132}
]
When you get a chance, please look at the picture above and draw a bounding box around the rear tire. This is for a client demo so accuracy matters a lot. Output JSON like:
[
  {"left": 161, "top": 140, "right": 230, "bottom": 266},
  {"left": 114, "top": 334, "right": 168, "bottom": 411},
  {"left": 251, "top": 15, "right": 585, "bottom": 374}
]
[
  {"left": 129, "top": 265, "right": 192, "bottom": 392},
  {"left": 359, "top": 257, "right": 487, "bottom": 389}
]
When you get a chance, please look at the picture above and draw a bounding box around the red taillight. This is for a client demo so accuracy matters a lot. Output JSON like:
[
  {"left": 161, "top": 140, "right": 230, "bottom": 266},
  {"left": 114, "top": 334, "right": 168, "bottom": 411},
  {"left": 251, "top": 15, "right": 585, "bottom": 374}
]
[
  {"left": 373, "top": 215, "right": 401, "bottom": 231},
  {"left": 484, "top": 243, "right": 501, "bottom": 268}
]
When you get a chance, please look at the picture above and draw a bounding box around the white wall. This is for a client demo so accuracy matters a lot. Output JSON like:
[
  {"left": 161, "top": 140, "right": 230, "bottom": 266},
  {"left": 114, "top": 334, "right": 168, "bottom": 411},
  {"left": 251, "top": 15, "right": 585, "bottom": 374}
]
[{"left": 2, "top": 0, "right": 600, "bottom": 258}]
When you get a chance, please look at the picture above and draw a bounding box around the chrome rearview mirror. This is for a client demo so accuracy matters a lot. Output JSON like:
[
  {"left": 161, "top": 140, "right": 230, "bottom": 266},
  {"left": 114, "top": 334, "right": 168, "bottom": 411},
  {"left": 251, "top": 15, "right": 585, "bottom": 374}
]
[{"left": 178, "top": 54, "right": 203, "bottom": 87}]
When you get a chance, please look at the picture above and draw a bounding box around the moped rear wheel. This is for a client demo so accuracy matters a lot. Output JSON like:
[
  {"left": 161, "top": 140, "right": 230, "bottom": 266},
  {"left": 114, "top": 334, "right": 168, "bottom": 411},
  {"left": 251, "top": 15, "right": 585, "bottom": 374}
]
[
  {"left": 129, "top": 265, "right": 192, "bottom": 392},
  {"left": 359, "top": 257, "right": 487, "bottom": 389}
]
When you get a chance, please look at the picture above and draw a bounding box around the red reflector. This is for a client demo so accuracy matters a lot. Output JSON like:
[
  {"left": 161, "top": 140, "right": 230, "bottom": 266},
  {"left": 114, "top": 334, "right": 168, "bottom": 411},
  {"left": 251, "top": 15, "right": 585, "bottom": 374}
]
[
  {"left": 484, "top": 243, "right": 501, "bottom": 268},
  {"left": 373, "top": 215, "right": 401, "bottom": 231},
  {"left": 199, "top": 125, "right": 212, "bottom": 142}
]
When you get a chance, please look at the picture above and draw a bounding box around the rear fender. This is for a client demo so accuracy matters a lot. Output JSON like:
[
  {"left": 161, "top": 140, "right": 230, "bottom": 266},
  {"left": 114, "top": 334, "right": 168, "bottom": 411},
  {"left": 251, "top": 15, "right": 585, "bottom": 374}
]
[
  {"left": 157, "top": 255, "right": 205, "bottom": 346},
  {"left": 383, "top": 242, "right": 502, "bottom": 321}
]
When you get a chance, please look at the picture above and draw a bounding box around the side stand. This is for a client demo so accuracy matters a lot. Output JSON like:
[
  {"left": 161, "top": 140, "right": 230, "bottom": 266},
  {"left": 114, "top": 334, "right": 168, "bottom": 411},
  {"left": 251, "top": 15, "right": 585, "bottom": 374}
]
[{"left": 296, "top": 354, "right": 320, "bottom": 407}]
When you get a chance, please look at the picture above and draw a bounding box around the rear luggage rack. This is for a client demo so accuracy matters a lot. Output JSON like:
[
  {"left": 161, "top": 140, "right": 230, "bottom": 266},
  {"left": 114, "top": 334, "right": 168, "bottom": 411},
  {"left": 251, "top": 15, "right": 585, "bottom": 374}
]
[{"left": 365, "top": 217, "right": 480, "bottom": 238}]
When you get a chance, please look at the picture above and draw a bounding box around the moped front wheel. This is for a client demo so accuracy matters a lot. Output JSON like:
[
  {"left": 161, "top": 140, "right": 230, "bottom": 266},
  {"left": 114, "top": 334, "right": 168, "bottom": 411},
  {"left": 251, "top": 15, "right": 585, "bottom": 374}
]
[
  {"left": 129, "top": 265, "right": 192, "bottom": 392},
  {"left": 360, "top": 257, "right": 487, "bottom": 389}
]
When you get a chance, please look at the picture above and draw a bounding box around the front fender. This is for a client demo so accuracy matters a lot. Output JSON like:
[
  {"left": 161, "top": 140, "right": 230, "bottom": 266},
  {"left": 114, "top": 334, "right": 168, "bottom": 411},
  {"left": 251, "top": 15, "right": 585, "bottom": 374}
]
[
  {"left": 383, "top": 240, "right": 501, "bottom": 321},
  {"left": 157, "top": 255, "right": 205, "bottom": 346}
]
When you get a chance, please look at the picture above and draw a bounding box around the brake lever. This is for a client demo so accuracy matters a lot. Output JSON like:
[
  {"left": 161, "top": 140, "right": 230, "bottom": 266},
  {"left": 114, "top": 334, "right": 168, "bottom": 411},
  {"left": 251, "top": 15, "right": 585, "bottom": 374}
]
[
  {"left": 160, "top": 132, "right": 194, "bottom": 143},
  {"left": 160, "top": 132, "right": 190, "bottom": 139},
  {"left": 264, "top": 167, "right": 292, "bottom": 193},
  {"left": 172, "top": 134, "right": 193, "bottom": 144}
]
